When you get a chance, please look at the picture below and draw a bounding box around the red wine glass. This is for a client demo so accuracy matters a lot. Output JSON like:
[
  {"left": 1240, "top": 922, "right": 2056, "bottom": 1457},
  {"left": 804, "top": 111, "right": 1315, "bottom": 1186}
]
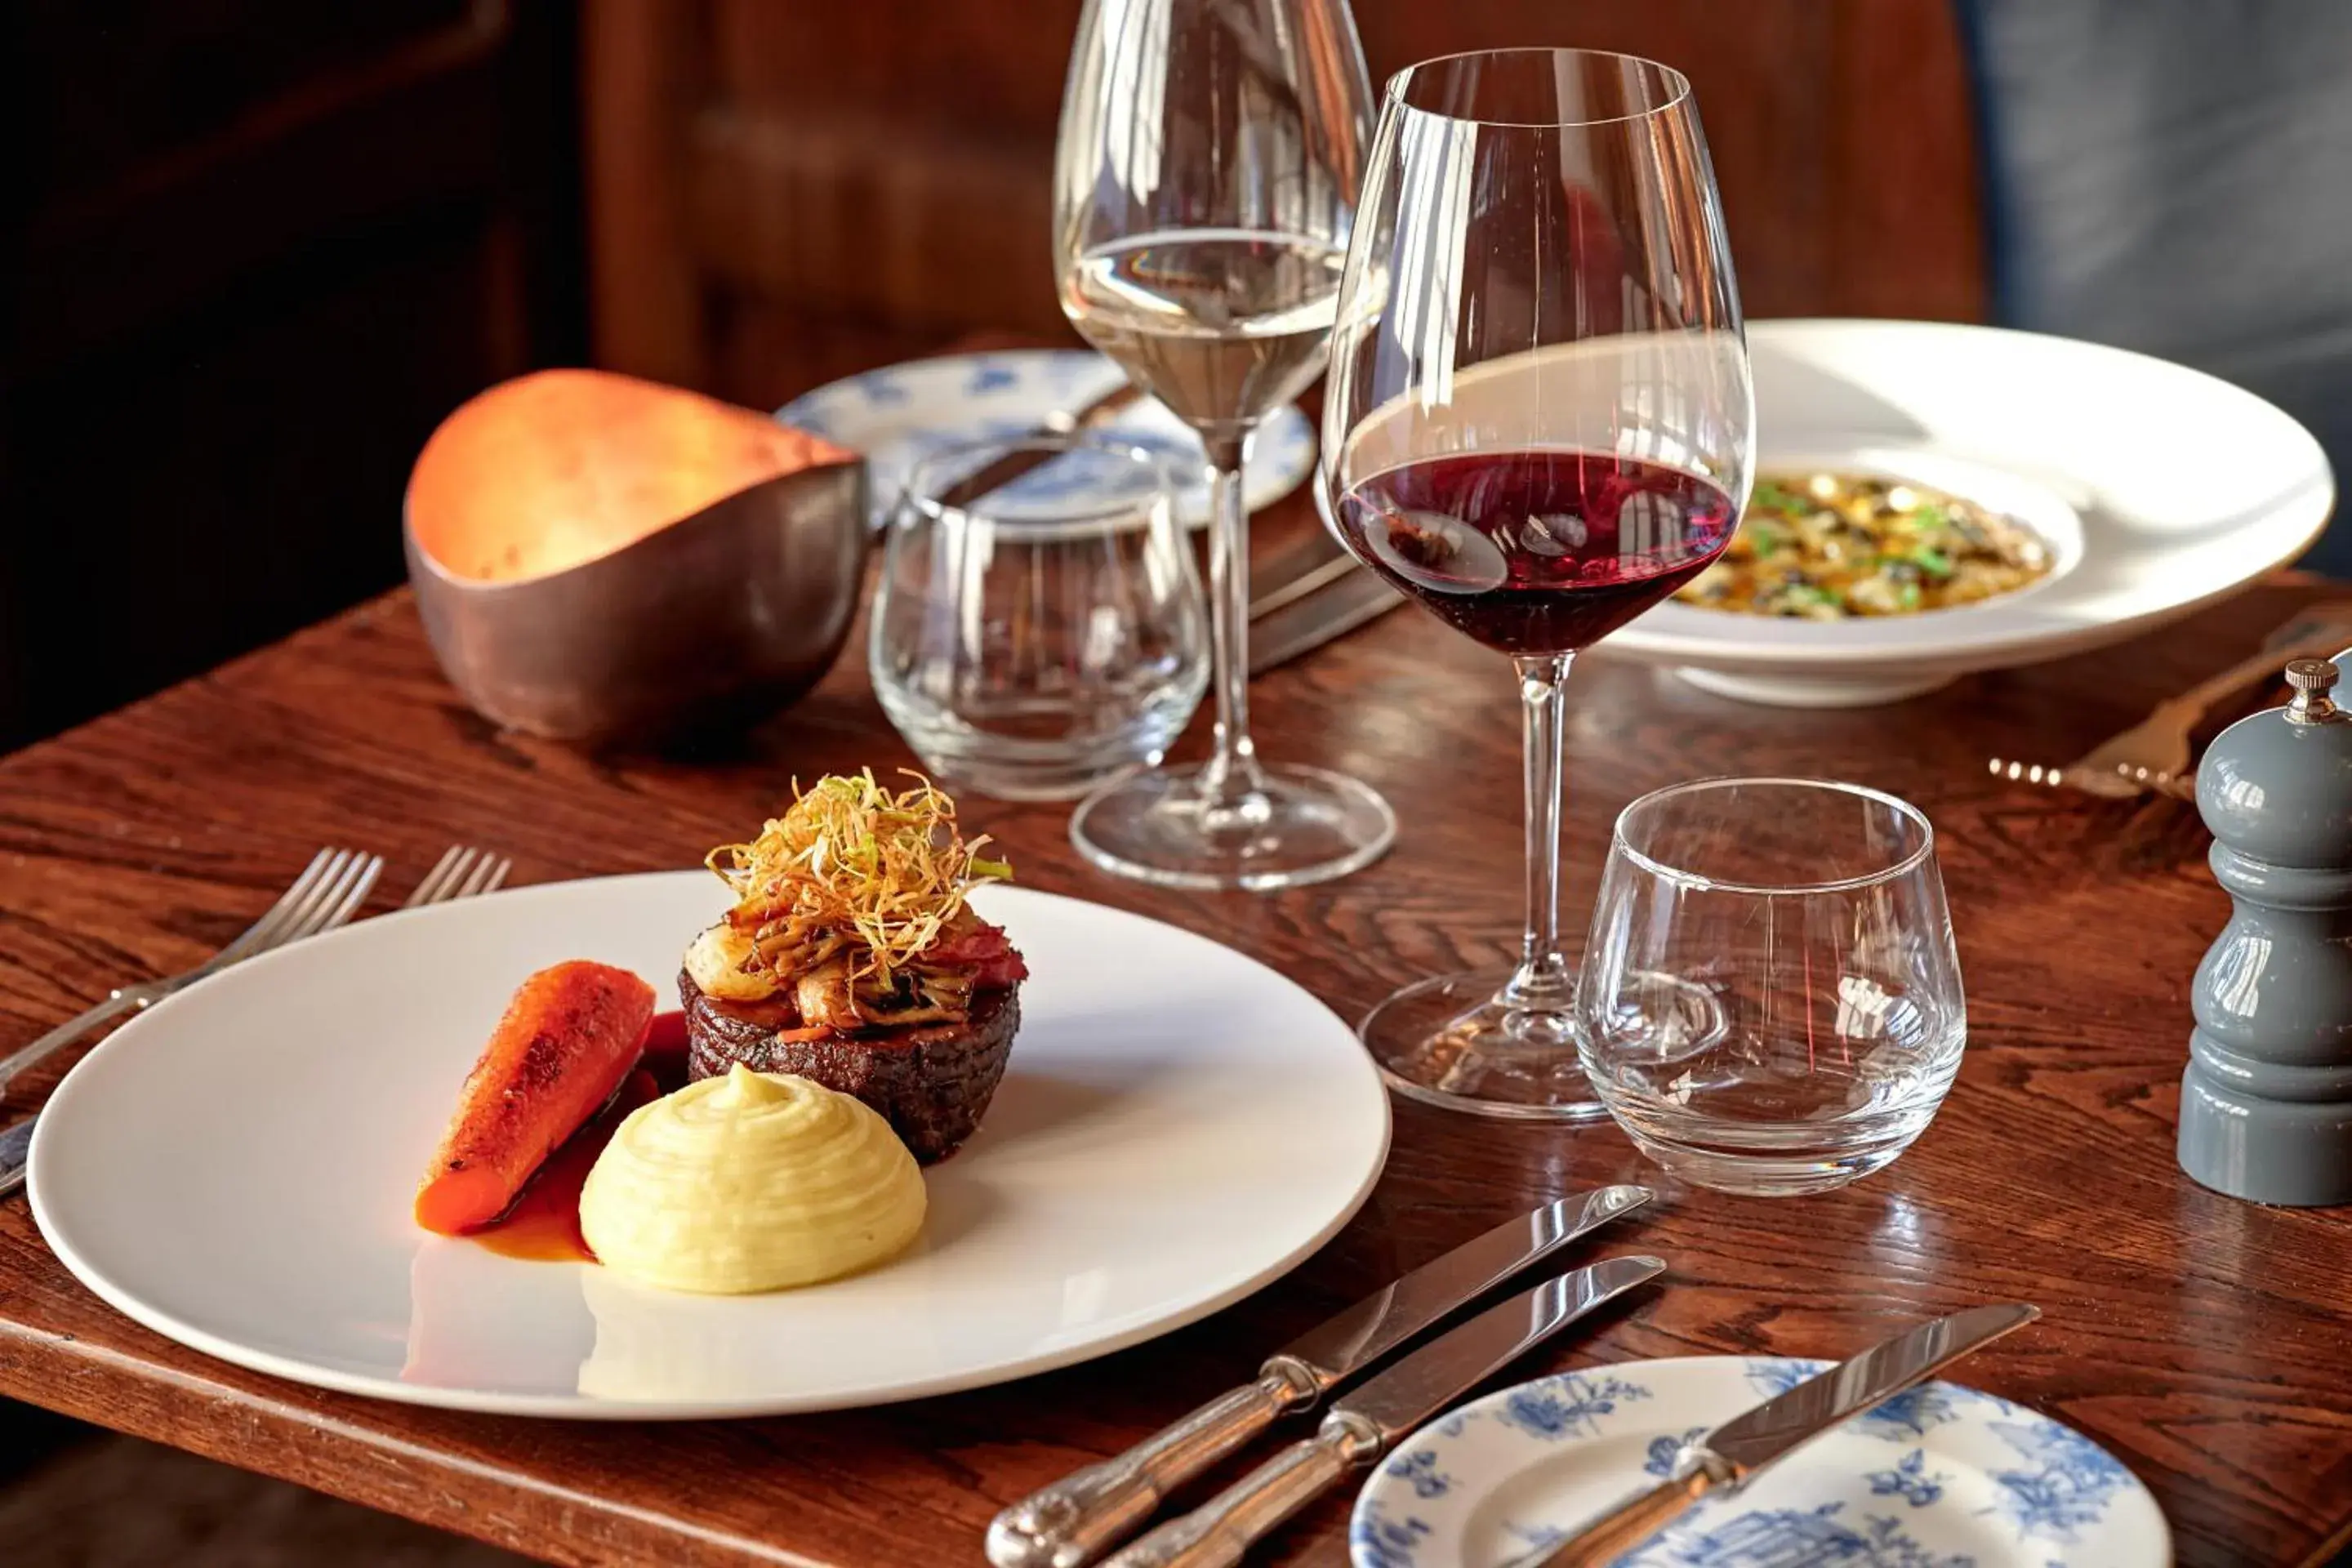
[{"left": 1321, "top": 48, "right": 1754, "bottom": 1118}]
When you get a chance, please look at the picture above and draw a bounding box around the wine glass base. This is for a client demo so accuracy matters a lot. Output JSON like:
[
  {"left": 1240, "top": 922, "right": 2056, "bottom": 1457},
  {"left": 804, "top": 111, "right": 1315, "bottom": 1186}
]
[
  {"left": 1361, "top": 969, "right": 1611, "bottom": 1122},
  {"left": 1069, "top": 763, "right": 1396, "bottom": 892}
]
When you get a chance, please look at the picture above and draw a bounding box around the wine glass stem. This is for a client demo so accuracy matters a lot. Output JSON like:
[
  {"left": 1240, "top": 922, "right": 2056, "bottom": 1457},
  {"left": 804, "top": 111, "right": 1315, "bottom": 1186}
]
[
  {"left": 1504, "top": 653, "right": 1576, "bottom": 1013},
  {"left": 1195, "top": 430, "right": 1267, "bottom": 808}
]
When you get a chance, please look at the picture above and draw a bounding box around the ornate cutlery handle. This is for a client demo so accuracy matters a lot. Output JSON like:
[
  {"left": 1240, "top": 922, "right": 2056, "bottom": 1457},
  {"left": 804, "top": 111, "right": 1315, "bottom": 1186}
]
[
  {"left": 0, "top": 1116, "right": 33, "bottom": 1199},
  {"left": 987, "top": 1359, "right": 1322, "bottom": 1568},
  {"left": 1100, "top": 1411, "right": 1381, "bottom": 1568},
  {"left": 0, "top": 986, "right": 151, "bottom": 1098},
  {"left": 1516, "top": 1450, "right": 1732, "bottom": 1567}
]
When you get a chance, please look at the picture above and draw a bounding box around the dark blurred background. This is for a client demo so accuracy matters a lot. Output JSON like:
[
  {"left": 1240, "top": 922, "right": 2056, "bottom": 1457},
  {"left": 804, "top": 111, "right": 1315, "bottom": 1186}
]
[{"left": 1, "top": 0, "right": 2345, "bottom": 750}]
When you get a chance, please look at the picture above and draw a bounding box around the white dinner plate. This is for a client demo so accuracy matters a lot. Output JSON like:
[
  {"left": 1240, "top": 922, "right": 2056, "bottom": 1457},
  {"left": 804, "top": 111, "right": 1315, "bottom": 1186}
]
[
  {"left": 29, "top": 873, "right": 1389, "bottom": 1419},
  {"left": 779, "top": 349, "right": 1318, "bottom": 530},
  {"left": 1610, "top": 318, "right": 2336, "bottom": 706},
  {"left": 1350, "top": 1356, "right": 2167, "bottom": 1568}
]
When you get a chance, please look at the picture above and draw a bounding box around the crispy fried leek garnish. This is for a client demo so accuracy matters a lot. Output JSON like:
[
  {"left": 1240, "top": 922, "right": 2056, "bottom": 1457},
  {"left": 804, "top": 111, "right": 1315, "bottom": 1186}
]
[{"left": 705, "top": 771, "right": 1011, "bottom": 1023}]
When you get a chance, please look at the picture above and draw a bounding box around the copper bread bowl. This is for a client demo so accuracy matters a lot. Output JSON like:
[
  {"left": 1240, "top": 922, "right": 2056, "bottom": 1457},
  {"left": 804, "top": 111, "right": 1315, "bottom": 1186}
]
[{"left": 404, "top": 369, "right": 870, "bottom": 745}]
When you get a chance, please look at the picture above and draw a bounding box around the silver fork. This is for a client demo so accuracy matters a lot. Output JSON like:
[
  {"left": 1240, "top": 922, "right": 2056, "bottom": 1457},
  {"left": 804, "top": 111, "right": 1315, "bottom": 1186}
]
[
  {"left": 0, "top": 847, "right": 384, "bottom": 1099},
  {"left": 402, "top": 844, "right": 513, "bottom": 908},
  {"left": 0, "top": 844, "right": 512, "bottom": 1198},
  {"left": 1988, "top": 608, "right": 2352, "bottom": 800}
]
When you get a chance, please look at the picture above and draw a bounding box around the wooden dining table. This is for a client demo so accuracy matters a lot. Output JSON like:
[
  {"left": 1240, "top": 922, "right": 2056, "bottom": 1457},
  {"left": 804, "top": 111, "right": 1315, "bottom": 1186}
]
[{"left": 0, "top": 452, "right": 2345, "bottom": 1568}]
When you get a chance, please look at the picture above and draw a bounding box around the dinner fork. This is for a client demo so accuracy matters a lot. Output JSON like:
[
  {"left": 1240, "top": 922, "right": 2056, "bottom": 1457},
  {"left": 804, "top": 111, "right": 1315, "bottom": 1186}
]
[
  {"left": 0, "top": 844, "right": 510, "bottom": 1198},
  {"left": 403, "top": 844, "right": 513, "bottom": 907},
  {"left": 1987, "top": 605, "right": 2352, "bottom": 800},
  {"left": 0, "top": 847, "right": 384, "bottom": 1100}
]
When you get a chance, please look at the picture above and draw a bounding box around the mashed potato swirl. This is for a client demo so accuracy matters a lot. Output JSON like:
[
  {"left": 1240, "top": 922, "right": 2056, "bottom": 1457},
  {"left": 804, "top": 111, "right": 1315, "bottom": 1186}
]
[{"left": 579, "top": 1066, "right": 924, "bottom": 1294}]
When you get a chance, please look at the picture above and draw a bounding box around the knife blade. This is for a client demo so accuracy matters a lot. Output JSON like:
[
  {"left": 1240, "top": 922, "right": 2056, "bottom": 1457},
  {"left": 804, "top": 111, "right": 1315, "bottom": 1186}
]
[
  {"left": 1245, "top": 480, "right": 1405, "bottom": 670},
  {"left": 1522, "top": 1302, "right": 2040, "bottom": 1567},
  {"left": 1248, "top": 564, "right": 1402, "bottom": 674},
  {"left": 1249, "top": 533, "right": 1358, "bottom": 619},
  {"left": 1102, "top": 1255, "right": 1668, "bottom": 1568},
  {"left": 929, "top": 381, "right": 1147, "bottom": 510},
  {"left": 985, "top": 1185, "right": 1654, "bottom": 1568}
]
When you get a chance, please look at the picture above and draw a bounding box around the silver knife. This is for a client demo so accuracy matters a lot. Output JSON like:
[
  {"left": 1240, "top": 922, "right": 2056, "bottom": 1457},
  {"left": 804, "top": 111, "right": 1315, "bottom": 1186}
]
[
  {"left": 985, "top": 1186, "right": 1654, "bottom": 1568},
  {"left": 0, "top": 1116, "right": 29, "bottom": 1199},
  {"left": 1102, "top": 1255, "right": 1668, "bottom": 1568},
  {"left": 929, "top": 382, "right": 1147, "bottom": 510},
  {"left": 1250, "top": 537, "right": 1359, "bottom": 619},
  {"left": 1246, "top": 482, "right": 1405, "bottom": 672},
  {"left": 1522, "top": 1302, "right": 2041, "bottom": 1567},
  {"left": 1249, "top": 566, "right": 1402, "bottom": 674}
]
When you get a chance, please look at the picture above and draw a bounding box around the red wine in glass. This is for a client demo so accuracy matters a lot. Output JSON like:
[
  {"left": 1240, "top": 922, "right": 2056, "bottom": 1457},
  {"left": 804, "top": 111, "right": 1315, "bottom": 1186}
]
[{"left": 1334, "top": 450, "right": 1736, "bottom": 653}]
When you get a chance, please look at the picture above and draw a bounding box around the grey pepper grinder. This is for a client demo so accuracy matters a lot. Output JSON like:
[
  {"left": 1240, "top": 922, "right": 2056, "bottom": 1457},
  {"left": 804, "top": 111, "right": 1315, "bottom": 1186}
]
[{"left": 2179, "top": 654, "right": 2352, "bottom": 1205}]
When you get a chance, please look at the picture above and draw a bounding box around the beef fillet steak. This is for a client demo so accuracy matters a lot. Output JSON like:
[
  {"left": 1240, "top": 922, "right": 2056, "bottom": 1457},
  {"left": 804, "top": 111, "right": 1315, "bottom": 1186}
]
[{"left": 678, "top": 971, "right": 1019, "bottom": 1163}]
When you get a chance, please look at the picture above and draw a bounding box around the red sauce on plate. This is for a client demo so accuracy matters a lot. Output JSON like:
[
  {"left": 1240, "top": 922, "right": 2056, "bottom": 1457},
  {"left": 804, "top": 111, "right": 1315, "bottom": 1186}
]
[{"left": 466, "top": 1010, "right": 691, "bottom": 1263}]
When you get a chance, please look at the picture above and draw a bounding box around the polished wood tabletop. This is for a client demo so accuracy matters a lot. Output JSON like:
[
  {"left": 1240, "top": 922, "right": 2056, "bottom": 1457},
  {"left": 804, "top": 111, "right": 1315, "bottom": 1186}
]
[{"left": 0, "top": 469, "right": 2346, "bottom": 1566}]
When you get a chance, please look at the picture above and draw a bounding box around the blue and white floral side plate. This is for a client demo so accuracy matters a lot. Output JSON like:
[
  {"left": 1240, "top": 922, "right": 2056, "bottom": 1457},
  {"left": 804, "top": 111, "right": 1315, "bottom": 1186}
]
[
  {"left": 777, "top": 350, "right": 1317, "bottom": 530},
  {"left": 1350, "top": 1356, "right": 2167, "bottom": 1568}
]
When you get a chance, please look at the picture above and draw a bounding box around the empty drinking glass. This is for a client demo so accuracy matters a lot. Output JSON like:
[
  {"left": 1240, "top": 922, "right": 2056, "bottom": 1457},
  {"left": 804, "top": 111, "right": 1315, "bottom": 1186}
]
[
  {"left": 871, "top": 434, "right": 1209, "bottom": 801},
  {"left": 1576, "top": 778, "right": 1966, "bottom": 1196}
]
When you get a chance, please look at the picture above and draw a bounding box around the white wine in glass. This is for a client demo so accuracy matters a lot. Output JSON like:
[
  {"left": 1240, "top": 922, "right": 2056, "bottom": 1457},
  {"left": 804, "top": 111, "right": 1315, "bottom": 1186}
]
[
  {"left": 1060, "top": 229, "right": 1348, "bottom": 432},
  {"left": 1052, "top": 0, "right": 1394, "bottom": 892}
]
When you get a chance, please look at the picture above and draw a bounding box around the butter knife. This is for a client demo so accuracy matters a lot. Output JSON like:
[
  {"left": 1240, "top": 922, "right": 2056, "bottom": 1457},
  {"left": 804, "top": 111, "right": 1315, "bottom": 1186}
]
[
  {"left": 1250, "top": 533, "right": 1359, "bottom": 619},
  {"left": 1521, "top": 1301, "right": 2040, "bottom": 1567},
  {"left": 1249, "top": 565, "right": 1402, "bottom": 674},
  {"left": 930, "top": 381, "right": 1147, "bottom": 509},
  {"left": 986, "top": 1185, "right": 1654, "bottom": 1568},
  {"left": 1248, "top": 483, "right": 1403, "bottom": 670},
  {"left": 1103, "top": 1255, "right": 1668, "bottom": 1568}
]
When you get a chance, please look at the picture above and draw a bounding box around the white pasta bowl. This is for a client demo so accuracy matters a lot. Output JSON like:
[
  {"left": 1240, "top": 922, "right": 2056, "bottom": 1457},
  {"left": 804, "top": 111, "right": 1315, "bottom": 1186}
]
[{"left": 1601, "top": 318, "right": 2335, "bottom": 707}]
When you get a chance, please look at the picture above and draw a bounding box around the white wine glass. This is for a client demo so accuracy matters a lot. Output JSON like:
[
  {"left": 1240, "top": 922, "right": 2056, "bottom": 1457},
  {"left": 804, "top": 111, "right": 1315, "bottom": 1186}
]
[{"left": 1051, "top": 0, "right": 1396, "bottom": 890}]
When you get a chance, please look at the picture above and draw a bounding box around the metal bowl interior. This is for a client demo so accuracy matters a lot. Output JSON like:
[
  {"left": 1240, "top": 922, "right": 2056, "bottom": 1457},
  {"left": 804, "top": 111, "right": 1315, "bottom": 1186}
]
[
  {"left": 407, "top": 460, "right": 870, "bottom": 745},
  {"left": 403, "top": 368, "right": 871, "bottom": 744}
]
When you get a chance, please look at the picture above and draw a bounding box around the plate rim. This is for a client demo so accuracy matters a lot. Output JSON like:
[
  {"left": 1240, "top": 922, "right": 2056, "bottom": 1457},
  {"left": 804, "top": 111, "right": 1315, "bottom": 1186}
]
[
  {"left": 1348, "top": 1352, "right": 2171, "bottom": 1568},
  {"left": 28, "top": 871, "right": 1392, "bottom": 1419}
]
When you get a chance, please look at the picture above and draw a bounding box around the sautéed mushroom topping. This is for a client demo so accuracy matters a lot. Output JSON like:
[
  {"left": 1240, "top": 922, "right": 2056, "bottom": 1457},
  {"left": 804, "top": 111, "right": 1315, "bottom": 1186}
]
[{"left": 1676, "top": 471, "right": 2053, "bottom": 619}]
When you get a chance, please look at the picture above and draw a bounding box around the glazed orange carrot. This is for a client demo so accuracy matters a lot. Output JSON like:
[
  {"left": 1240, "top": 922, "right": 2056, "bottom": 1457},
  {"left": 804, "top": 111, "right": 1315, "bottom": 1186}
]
[{"left": 414, "top": 960, "right": 655, "bottom": 1236}]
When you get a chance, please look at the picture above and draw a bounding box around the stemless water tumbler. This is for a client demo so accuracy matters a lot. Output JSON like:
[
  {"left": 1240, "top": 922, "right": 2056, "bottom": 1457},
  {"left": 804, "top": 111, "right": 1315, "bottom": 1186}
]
[
  {"left": 870, "top": 435, "right": 1208, "bottom": 801},
  {"left": 1576, "top": 778, "right": 1967, "bottom": 1196}
]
